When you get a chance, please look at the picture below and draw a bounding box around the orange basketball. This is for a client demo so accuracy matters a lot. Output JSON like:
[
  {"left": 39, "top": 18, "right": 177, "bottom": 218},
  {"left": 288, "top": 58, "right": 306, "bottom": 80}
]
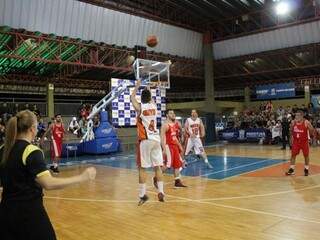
[{"left": 146, "top": 35, "right": 158, "bottom": 48}]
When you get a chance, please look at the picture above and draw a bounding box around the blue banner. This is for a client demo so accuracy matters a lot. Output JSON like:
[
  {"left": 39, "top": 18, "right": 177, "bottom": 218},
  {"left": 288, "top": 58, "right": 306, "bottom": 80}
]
[
  {"left": 220, "top": 130, "right": 239, "bottom": 140},
  {"left": 256, "top": 82, "right": 295, "bottom": 99},
  {"left": 311, "top": 95, "right": 320, "bottom": 110},
  {"left": 219, "top": 128, "right": 269, "bottom": 142},
  {"left": 245, "top": 129, "right": 266, "bottom": 141}
]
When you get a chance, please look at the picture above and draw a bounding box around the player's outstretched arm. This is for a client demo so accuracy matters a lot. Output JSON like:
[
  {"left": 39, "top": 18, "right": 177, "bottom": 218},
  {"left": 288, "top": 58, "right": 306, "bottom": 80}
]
[
  {"left": 130, "top": 80, "right": 141, "bottom": 113},
  {"left": 36, "top": 167, "right": 96, "bottom": 190}
]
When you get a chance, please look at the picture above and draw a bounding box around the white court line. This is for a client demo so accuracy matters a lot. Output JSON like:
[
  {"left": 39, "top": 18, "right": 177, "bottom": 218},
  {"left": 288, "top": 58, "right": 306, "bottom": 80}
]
[
  {"left": 43, "top": 186, "right": 320, "bottom": 225},
  {"left": 44, "top": 196, "right": 190, "bottom": 203},
  {"left": 219, "top": 161, "right": 287, "bottom": 182},
  {"left": 87, "top": 157, "right": 285, "bottom": 188},
  {"left": 42, "top": 175, "right": 320, "bottom": 224},
  {"left": 59, "top": 154, "right": 136, "bottom": 166},
  {"left": 56, "top": 163, "right": 320, "bottom": 203},
  {"left": 147, "top": 190, "right": 320, "bottom": 225},
  {"left": 199, "top": 159, "right": 277, "bottom": 177},
  {"left": 204, "top": 143, "right": 224, "bottom": 148},
  {"left": 199, "top": 183, "right": 320, "bottom": 201},
  {"left": 44, "top": 191, "right": 320, "bottom": 224},
  {"left": 201, "top": 200, "right": 320, "bottom": 225}
]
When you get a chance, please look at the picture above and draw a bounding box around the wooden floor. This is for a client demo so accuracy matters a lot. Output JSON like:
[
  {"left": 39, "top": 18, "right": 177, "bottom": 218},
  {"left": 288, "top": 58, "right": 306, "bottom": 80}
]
[{"left": 44, "top": 144, "right": 320, "bottom": 240}]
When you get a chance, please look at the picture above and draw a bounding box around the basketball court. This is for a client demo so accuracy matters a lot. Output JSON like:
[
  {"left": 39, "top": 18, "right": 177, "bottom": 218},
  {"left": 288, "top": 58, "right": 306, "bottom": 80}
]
[
  {"left": 1, "top": 0, "right": 320, "bottom": 239},
  {"left": 43, "top": 144, "right": 320, "bottom": 240}
]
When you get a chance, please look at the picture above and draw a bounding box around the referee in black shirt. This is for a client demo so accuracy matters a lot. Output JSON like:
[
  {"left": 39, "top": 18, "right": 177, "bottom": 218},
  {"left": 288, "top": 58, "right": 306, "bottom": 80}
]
[
  {"left": 281, "top": 115, "right": 291, "bottom": 150},
  {"left": 0, "top": 110, "right": 96, "bottom": 240}
]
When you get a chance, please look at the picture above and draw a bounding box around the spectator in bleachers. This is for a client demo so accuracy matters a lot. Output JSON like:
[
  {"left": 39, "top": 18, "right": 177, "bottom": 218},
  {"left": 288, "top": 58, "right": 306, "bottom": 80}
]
[
  {"left": 78, "top": 103, "right": 86, "bottom": 116},
  {"left": 36, "top": 118, "right": 46, "bottom": 140},
  {"left": 80, "top": 104, "right": 89, "bottom": 119},
  {"left": 277, "top": 106, "right": 285, "bottom": 119},
  {"left": 32, "top": 104, "right": 40, "bottom": 117},
  {"left": 79, "top": 116, "right": 87, "bottom": 136},
  {"left": 89, "top": 104, "right": 93, "bottom": 113},
  {"left": 23, "top": 103, "right": 30, "bottom": 111},
  {"left": 286, "top": 106, "right": 292, "bottom": 114},
  {"left": 271, "top": 120, "right": 281, "bottom": 145},
  {"left": 13, "top": 103, "right": 20, "bottom": 115},
  {"left": 301, "top": 104, "right": 308, "bottom": 116},
  {"left": 259, "top": 103, "right": 265, "bottom": 112},
  {"left": 0, "top": 102, "right": 9, "bottom": 122},
  {"left": 292, "top": 104, "right": 298, "bottom": 114},
  {"left": 281, "top": 114, "right": 291, "bottom": 150},
  {"left": 68, "top": 117, "right": 80, "bottom": 137},
  {"left": 308, "top": 102, "right": 315, "bottom": 116},
  {"left": 93, "top": 114, "right": 100, "bottom": 130},
  {"left": 266, "top": 100, "right": 273, "bottom": 112}
]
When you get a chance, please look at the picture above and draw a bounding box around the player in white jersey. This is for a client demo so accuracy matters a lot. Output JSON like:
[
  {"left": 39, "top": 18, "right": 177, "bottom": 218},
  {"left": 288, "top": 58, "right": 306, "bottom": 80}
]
[
  {"left": 130, "top": 79, "right": 165, "bottom": 205},
  {"left": 184, "top": 109, "right": 213, "bottom": 168}
]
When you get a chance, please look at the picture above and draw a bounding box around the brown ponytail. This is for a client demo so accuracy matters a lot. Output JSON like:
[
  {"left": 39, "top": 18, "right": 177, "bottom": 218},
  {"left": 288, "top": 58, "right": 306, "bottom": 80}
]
[
  {"left": 2, "top": 117, "right": 18, "bottom": 165},
  {"left": 1, "top": 110, "right": 37, "bottom": 165}
]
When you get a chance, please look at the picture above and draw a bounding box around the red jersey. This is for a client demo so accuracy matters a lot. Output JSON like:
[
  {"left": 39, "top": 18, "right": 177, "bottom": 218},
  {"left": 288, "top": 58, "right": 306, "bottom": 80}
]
[
  {"left": 174, "top": 121, "right": 181, "bottom": 142},
  {"left": 52, "top": 123, "right": 64, "bottom": 141},
  {"left": 166, "top": 123, "right": 179, "bottom": 145},
  {"left": 292, "top": 120, "right": 308, "bottom": 142}
]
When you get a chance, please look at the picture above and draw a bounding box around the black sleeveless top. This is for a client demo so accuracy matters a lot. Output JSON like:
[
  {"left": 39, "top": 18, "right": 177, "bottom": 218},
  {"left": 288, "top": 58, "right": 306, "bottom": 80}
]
[{"left": 0, "top": 140, "right": 49, "bottom": 202}]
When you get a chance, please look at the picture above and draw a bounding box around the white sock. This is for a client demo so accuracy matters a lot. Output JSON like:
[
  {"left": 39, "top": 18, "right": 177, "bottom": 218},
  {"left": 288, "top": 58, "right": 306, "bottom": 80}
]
[
  {"left": 157, "top": 181, "right": 164, "bottom": 194},
  {"left": 305, "top": 165, "right": 309, "bottom": 170},
  {"left": 139, "top": 183, "right": 146, "bottom": 198},
  {"left": 204, "top": 158, "right": 209, "bottom": 163},
  {"left": 174, "top": 176, "right": 180, "bottom": 180},
  {"left": 290, "top": 165, "right": 295, "bottom": 169},
  {"left": 53, "top": 162, "right": 58, "bottom": 168}
]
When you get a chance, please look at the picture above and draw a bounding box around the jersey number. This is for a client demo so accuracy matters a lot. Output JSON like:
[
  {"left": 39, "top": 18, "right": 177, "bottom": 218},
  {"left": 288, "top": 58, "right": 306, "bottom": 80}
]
[{"left": 192, "top": 128, "right": 199, "bottom": 135}]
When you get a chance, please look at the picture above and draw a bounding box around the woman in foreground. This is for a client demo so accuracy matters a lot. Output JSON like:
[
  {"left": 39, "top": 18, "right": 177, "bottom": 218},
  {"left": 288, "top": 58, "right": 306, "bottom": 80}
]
[{"left": 0, "top": 110, "right": 96, "bottom": 240}]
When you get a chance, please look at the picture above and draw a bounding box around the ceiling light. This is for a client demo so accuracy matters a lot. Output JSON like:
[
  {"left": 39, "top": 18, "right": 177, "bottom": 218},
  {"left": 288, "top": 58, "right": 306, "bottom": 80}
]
[{"left": 275, "top": 1, "right": 290, "bottom": 15}]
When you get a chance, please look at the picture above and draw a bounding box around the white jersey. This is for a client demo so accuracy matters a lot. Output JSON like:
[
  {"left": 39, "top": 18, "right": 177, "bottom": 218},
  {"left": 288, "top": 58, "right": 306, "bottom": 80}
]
[
  {"left": 137, "top": 102, "right": 160, "bottom": 142},
  {"left": 186, "top": 117, "right": 201, "bottom": 138}
]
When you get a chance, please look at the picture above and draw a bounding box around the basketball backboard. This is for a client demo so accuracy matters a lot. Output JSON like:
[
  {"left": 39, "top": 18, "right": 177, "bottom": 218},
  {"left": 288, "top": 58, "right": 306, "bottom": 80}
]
[{"left": 132, "top": 58, "right": 170, "bottom": 89}]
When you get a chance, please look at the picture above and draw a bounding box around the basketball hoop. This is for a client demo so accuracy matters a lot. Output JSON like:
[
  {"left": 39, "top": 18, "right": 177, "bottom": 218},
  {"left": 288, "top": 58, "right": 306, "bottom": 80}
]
[{"left": 132, "top": 58, "right": 170, "bottom": 89}]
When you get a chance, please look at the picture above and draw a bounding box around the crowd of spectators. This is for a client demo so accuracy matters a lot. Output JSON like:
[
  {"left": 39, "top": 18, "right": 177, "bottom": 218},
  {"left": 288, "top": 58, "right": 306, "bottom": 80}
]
[
  {"left": 225, "top": 101, "right": 320, "bottom": 146},
  {"left": 67, "top": 103, "right": 100, "bottom": 138},
  {"left": 0, "top": 102, "right": 43, "bottom": 144},
  {"left": 0, "top": 102, "right": 101, "bottom": 144}
]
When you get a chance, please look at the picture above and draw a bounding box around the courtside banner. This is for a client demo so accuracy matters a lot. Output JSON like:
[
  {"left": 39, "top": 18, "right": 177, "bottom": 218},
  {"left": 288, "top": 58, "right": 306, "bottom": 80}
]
[
  {"left": 311, "top": 95, "right": 320, "bottom": 109},
  {"left": 256, "top": 82, "right": 295, "bottom": 99}
]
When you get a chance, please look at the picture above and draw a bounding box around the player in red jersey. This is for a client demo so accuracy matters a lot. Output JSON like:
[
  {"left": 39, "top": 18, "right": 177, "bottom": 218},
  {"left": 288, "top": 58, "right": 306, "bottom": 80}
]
[
  {"left": 42, "top": 114, "right": 65, "bottom": 173},
  {"left": 161, "top": 109, "right": 187, "bottom": 188},
  {"left": 174, "top": 117, "right": 187, "bottom": 168},
  {"left": 286, "top": 110, "right": 314, "bottom": 176}
]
